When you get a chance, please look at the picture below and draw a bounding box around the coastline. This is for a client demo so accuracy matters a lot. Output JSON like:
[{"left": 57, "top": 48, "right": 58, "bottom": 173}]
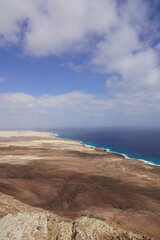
[
  {"left": 82, "top": 142, "right": 158, "bottom": 166},
  {"left": 0, "top": 130, "right": 160, "bottom": 239},
  {"left": 52, "top": 132, "right": 159, "bottom": 167}
]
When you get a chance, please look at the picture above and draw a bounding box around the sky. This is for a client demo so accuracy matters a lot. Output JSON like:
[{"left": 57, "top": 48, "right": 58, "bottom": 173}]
[{"left": 0, "top": 0, "right": 160, "bottom": 129}]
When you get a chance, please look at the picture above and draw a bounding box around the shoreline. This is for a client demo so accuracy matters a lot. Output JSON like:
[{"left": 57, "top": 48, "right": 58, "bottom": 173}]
[{"left": 52, "top": 132, "right": 160, "bottom": 167}]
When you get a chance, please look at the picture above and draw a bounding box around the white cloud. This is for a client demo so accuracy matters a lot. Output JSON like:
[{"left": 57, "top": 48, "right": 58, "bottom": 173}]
[
  {"left": 105, "top": 75, "right": 122, "bottom": 92},
  {"left": 0, "top": 91, "right": 160, "bottom": 128},
  {"left": 91, "top": 1, "right": 160, "bottom": 94},
  {"left": 103, "top": 47, "right": 160, "bottom": 93},
  {"left": 0, "top": 0, "right": 118, "bottom": 55}
]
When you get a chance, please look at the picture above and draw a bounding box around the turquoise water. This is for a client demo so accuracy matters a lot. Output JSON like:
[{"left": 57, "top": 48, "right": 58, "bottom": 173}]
[{"left": 49, "top": 127, "right": 160, "bottom": 166}]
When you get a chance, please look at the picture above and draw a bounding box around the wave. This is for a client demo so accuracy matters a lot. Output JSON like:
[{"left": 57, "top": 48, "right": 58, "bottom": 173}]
[
  {"left": 52, "top": 133, "right": 59, "bottom": 138},
  {"left": 51, "top": 132, "right": 159, "bottom": 167},
  {"left": 77, "top": 141, "right": 158, "bottom": 166}
]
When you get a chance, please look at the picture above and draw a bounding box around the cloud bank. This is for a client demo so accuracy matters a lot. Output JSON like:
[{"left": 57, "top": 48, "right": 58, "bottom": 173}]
[{"left": 0, "top": 91, "right": 160, "bottom": 128}]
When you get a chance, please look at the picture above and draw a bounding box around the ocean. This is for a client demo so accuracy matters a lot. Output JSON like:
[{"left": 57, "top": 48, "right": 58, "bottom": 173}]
[{"left": 50, "top": 127, "right": 160, "bottom": 166}]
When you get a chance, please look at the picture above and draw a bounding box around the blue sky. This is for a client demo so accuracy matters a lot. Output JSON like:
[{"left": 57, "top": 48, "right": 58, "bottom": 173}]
[
  {"left": 0, "top": 0, "right": 160, "bottom": 128},
  {"left": 0, "top": 47, "right": 107, "bottom": 95}
]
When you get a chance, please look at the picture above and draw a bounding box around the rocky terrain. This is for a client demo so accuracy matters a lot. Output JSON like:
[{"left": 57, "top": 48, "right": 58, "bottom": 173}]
[
  {"left": 0, "top": 131, "right": 160, "bottom": 239},
  {"left": 0, "top": 192, "right": 154, "bottom": 240}
]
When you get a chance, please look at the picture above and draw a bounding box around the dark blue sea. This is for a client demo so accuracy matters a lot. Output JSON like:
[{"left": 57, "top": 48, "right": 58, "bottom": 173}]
[{"left": 49, "top": 127, "right": 160, "bottom": 166}]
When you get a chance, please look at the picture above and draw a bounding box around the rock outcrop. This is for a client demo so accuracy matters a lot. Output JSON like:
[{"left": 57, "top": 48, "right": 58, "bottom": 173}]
[{"left": 0, "top": 193, "right": 154, "bottom": 240}]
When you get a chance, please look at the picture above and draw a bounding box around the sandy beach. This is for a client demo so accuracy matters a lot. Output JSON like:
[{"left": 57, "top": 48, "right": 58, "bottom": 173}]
[{"left": 0, "top": 130, "right": 160, "bottom": 239}]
